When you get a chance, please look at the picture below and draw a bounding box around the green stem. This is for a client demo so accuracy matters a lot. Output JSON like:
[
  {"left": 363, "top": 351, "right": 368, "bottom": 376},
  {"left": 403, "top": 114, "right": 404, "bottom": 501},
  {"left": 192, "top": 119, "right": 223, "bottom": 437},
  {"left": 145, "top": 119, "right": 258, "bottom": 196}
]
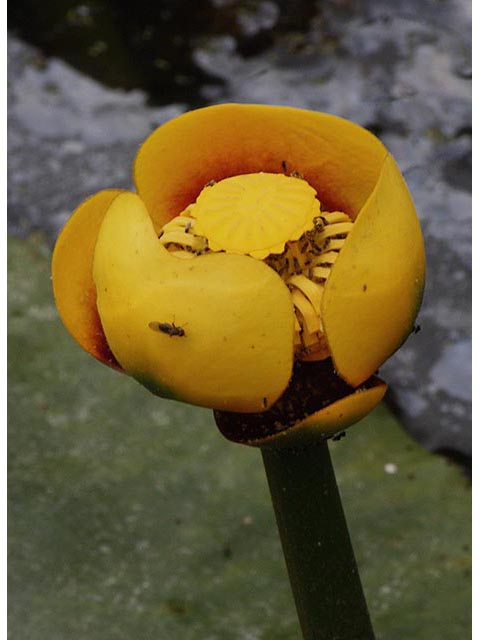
[{"left": 262, "top": 440, "right": 375, "bottom": 640}]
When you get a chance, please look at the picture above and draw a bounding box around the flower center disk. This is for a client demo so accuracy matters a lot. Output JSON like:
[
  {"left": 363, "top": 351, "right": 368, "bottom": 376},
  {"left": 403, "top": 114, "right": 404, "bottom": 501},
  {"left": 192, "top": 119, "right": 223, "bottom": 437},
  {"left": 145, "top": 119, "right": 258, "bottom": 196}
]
[{"left": 192, "top": 173, "right": 319, "bottom": 258}]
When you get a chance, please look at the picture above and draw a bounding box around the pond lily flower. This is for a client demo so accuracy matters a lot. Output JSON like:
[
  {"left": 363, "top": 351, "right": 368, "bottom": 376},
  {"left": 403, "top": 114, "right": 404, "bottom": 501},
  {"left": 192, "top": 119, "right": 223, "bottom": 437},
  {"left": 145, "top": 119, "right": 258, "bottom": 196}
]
[{"left": 52, "top": 104, "right": 425, "bottom": 446}]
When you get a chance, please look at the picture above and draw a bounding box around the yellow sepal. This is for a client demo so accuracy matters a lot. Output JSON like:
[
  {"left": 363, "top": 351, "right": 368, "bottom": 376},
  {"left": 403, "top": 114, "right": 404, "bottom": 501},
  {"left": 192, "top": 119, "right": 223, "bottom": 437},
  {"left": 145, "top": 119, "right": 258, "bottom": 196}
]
[
  {"left": 51, "top": 189, "right": 126, "bottom": 369},
  {"left": 322, "top": 154, "right": 426, "bottom": 386},
  {"left": 93, "top": 192, "right": 295, "bottom": 412}
]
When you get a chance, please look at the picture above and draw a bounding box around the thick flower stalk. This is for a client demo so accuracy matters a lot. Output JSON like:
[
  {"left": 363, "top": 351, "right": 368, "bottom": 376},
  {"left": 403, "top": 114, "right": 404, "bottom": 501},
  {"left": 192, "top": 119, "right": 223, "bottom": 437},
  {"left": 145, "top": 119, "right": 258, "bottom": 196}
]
[{"left": 52, "top": 104, "right": 425, "bottom": 445}]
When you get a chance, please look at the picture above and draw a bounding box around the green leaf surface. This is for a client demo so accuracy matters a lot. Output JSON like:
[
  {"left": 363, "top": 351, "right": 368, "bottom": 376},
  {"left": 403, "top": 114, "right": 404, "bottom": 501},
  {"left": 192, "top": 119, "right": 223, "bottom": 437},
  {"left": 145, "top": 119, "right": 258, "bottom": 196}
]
[{"left": 8, "top": 235, "right": 471, "bottom": 640}]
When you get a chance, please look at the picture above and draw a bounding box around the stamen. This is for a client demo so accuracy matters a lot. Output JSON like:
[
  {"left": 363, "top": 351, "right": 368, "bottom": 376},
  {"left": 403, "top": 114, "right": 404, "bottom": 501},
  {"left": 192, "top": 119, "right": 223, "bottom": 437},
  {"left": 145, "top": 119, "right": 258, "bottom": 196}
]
[
  {"left": 291, "top": 289, "right": 320, "bottom": 335},
  {"left": 158, "top": 214, "right": 209, "bottom": 257},
  {"left": 311, "top": 266, "right": 331, "bottom": 281},
  {"left": 326, "top": 239, "right": 345, "bottom": 251},
  {"left": 160, "top": 215, "right": 196, "bottom": 234},
  {"left": 287, "top": 275, "right": 323, "bottom": 315},
  {"left": 169, "top": 249, "right": 197, "bottom": 260},
  {"left": 317, "top": 222, "right": 353, "bottom": 239},
  {"left": 321, "top": 211, "right": 351, "bottom": 224},
  {"left": 316, "top": 251, "right": 339, "bottom": 265}
]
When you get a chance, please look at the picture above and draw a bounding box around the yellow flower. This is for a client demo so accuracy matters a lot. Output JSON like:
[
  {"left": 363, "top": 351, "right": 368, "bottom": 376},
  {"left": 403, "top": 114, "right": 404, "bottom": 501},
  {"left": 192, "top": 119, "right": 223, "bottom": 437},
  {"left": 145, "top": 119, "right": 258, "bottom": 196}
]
[{"left": 52, "top": 104, "right": 425, "bottom": 446}]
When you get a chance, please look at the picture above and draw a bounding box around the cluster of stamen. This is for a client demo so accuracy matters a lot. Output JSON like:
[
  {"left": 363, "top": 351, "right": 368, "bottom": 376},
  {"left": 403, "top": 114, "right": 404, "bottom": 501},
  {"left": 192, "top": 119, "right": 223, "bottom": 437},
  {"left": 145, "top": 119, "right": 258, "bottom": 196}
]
[
  {"left": 158, "top": 213, "right": 209, "bottom": 258},
  {"left": 265, "top": 211, "right": 352, "bottom": 359},
  {"left": 158, "top": 176, "right": 353, "bottom": 361}
]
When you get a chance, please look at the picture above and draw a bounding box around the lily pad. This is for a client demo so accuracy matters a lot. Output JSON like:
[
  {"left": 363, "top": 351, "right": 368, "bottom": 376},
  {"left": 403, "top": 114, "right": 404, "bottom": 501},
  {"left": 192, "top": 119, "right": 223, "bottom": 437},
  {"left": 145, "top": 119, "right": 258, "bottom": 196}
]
[{"left": 8, "top": 235, "right": 471, "bottom": 639}]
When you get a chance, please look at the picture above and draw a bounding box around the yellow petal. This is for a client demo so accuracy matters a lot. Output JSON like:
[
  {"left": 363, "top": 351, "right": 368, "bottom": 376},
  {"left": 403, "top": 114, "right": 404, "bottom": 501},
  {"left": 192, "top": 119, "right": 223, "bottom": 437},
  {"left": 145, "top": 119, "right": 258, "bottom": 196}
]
[
  {"left": 51, "top": 189, "right": 126, "bottom": 370},
  {"left": 134, "top": 104, "right": 388, "bottom": 230},
  {"left": 93, "top": 192, "right": 294, "bottom": 412},
  {"left": 322, "top": 154, "right": 426, "bottom": 386}
]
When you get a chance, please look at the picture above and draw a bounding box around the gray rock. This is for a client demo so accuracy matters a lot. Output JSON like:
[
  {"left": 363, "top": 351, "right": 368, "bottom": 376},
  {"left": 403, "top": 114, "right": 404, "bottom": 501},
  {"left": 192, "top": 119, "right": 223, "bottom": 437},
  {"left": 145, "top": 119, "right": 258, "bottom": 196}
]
[
  {"left": 430, "top": 341, "right": 471, "bottom": 402},
  {"left": 8, "top": 35, "right": 185, "bottom": 241}
]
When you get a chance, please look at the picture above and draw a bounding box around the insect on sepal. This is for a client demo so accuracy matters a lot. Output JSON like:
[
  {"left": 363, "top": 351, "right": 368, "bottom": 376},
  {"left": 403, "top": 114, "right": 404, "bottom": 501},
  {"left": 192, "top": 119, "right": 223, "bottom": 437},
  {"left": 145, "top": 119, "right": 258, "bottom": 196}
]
[{"left": 148, "top": 321, "right": 186, "bottom": 337}]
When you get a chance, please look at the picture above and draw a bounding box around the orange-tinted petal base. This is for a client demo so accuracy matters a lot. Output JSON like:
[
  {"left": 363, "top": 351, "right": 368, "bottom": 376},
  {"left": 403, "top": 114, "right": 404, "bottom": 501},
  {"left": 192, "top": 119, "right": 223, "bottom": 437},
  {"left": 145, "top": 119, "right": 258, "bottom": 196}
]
[
  {"left": 134, "top": 104, "right": 387, "bottom": 232},
  {"left": 51, "top": 190, "right": 126, "bottom": 370}
]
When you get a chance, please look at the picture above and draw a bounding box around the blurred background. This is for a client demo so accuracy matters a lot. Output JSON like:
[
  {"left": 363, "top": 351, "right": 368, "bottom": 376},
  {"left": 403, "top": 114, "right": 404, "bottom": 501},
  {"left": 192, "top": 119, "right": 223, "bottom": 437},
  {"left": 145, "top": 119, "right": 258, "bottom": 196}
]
[{"left": 8, "top": 1, "right": 471, "bottom": 638}]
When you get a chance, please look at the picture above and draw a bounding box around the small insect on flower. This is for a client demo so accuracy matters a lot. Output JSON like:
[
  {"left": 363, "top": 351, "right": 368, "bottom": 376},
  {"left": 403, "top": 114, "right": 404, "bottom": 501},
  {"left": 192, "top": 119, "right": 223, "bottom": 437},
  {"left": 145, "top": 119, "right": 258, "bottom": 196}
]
[
  {"left": 290, "top": 170, "right": 304, "bottom": 180},
  {"left": 148, "top": 321, "right": 186, "bottom": 337},
  {"left": 312, "top": 216, "right": 325, "bottom": 230}
]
